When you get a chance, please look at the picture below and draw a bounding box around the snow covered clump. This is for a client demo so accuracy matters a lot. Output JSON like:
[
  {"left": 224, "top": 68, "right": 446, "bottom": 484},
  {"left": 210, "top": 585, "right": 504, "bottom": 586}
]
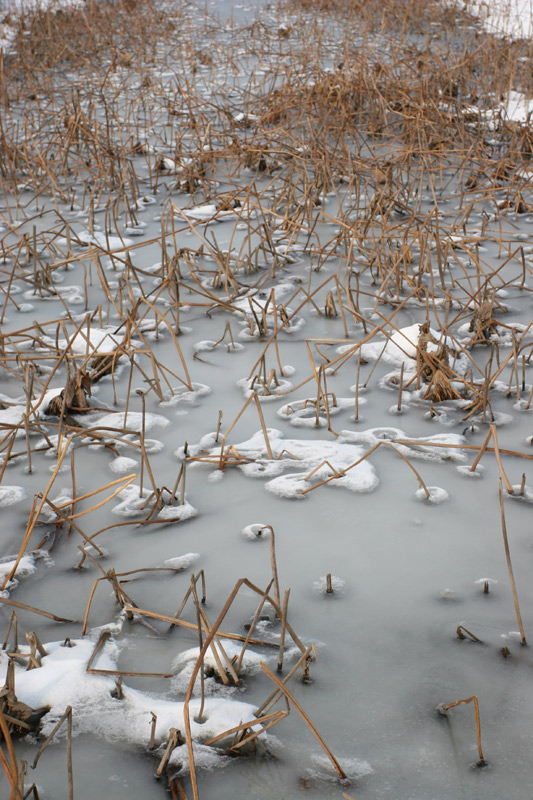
[
  {"left": 185, "top": 428, "right": 378, "bottom": 499},
  {"left": 0, "top": 637, "right": 259, "bottom": 751}
]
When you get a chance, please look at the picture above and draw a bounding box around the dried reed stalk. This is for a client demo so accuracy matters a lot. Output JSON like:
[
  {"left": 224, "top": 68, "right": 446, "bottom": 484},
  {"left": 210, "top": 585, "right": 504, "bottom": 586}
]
[
  {"left": 0, "top": 707, "right": 21, "bottom": 800},
  {"left": 0, "top": 598, "right": 74, "bottom": 624},
  {"left": 203, "top": 709, "right": 288, "bottom": 748},
  {"left": 155, "top": 728, "right": 183, "bottom": 779},
  {"left": 235, "top": 579, "right": 274, "bottom": 675},
  {"left": 499, "top": 479, "right": 527, "bottom": 645},
  {"left": 31, "top": 705, "right": 74, "bottom": 800},
  {"left": 259, "top": 526, "right": 281, "bottom": 612},
  {"left": 255, "top": 645, "right": 316, "bottom": 718},
  {"left": 260, "top": 662, "right": 347, "bottom": 781},
  {"left": 1, "top": 434, "right": 75, "bottom": 591},
  {"left": 123, "top": 605, "right": 278, "bottom": 649},
  {"left": 277, "top": 589, "right": 290, "bottom": 673}
]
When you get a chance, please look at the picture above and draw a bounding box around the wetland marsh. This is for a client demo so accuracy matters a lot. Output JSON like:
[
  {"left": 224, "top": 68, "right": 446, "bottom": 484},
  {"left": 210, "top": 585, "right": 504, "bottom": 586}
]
[{"left": 2, "top": 0, "right": 533, "bottom": 797}]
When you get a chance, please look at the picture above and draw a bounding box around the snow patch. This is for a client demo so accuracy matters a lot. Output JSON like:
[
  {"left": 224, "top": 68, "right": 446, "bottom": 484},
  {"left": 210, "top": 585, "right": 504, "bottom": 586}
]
[{"left": 0, "top": 485, "right": 26, "bottom": 507}]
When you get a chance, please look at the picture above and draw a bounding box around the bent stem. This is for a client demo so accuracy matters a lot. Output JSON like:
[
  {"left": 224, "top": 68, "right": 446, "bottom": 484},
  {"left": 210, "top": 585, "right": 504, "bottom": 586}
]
[{"left": 440, "top": 695, "right": 486, "bottom": 766}]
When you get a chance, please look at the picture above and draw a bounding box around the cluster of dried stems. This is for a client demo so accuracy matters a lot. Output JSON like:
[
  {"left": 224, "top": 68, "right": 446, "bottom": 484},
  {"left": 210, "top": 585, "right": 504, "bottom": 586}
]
[
  {"left": 1, "top": 0, "right": 533, "bottom": 794},
  {"left": 0, "top": 526, "right": 335, "bottom": 800}
]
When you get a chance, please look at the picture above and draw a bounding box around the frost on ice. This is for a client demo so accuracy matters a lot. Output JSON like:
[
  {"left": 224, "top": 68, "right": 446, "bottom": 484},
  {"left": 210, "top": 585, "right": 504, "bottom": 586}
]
[
  {"left": 0, "top": 485, "right": 27, "bottom": 507},
  {"left": 163, "top": 553, "right": 200, "bottom": 570}
]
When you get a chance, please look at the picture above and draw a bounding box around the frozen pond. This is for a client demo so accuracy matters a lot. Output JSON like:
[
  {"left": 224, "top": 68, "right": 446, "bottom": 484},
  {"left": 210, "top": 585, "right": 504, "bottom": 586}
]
[{"left": 1, "top": 0, "right": 533, "bottom": 797}]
